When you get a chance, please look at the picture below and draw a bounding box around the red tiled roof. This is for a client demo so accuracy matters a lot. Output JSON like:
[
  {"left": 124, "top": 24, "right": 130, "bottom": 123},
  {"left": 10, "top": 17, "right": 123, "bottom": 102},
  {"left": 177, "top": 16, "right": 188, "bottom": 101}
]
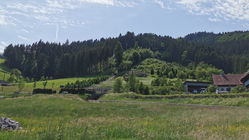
[{"left": 212, "top": 74, "right": 244, "bottom": 86}]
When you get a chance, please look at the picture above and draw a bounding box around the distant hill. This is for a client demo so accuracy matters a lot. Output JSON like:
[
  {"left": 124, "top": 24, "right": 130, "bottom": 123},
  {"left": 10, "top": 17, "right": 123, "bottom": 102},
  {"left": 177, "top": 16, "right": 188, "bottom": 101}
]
[
  {"left": 185, "top": 31, "right": 249, "bottom": 44},
  {"left": 3, "top": 31, "right": 249, "bottom": 79}
]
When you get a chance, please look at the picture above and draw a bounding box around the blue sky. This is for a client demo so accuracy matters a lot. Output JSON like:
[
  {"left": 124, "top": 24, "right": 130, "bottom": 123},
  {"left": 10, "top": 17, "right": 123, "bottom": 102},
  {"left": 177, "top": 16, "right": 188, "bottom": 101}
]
[{"left": 0, "top": 0, "right": 249, "bottom": 53}]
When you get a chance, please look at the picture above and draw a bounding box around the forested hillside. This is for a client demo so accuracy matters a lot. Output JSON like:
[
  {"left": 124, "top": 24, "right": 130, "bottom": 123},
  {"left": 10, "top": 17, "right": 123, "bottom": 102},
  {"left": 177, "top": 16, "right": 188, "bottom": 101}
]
[{"left": 3, "top": 31, "right": 249, "bottom": 79}]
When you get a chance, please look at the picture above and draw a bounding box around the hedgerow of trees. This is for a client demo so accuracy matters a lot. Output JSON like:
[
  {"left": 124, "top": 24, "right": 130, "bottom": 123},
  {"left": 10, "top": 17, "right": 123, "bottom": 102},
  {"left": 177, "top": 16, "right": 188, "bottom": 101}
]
[{"left": 63, "top": 76, "right": 109, "bottom": 89}]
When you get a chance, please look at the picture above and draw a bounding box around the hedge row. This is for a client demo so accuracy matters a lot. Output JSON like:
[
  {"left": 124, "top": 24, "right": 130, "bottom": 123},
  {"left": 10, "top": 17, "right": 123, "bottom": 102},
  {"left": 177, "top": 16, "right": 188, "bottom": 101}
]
[
  {"left": 33, "top": 89, "right": 57, "bottom": 94},
  {"left": 59, "top": 88, "right": 93, "bottom": 94},
  {"left": 64, "top": 76, "right": 109, "bottom": 89},
  {"left": 59, "top": 88, "right": 104, "bottom": 100}
]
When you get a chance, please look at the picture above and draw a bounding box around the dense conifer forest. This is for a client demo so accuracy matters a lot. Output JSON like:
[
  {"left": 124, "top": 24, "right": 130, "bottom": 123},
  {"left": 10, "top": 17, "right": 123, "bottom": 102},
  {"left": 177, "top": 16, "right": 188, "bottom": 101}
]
[{"left": 3, "top": 31, "right": 249, "bottom": 79}]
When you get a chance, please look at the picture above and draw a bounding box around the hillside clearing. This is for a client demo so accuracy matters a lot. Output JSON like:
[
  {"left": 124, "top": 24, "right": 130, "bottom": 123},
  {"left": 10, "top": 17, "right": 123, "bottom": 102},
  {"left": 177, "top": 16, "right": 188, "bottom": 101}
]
[
  {"left": 0, "top": 77, "right": 99, "bottom": 94},
  {"left": 0, "top": 58, "right": 11, "bottom": 81}
]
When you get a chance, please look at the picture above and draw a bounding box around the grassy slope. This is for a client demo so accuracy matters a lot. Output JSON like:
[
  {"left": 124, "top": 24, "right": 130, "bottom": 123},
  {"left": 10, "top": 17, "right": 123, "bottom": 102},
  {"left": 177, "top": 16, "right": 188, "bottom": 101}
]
[
  {"left": 0, "top": 77, "right": 97, "bottom": 94},
  {"left": 25, "top": 77, "right": 96, "bottom": 89},
  {"left": 0, "top": 95, "right": 249, "bottom": 140},
  {"left": 0, "top": 59, "right": 11, "bottom": 81},
  {"left": 0, "top": 58, "right": 109, "bottom": 93}
]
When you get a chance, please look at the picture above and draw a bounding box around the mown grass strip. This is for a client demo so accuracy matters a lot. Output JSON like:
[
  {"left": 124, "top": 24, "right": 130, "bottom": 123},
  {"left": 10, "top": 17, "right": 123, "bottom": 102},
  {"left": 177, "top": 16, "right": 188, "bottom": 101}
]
[{"left": 121, "top": 93, "right": 249, "bottom": 99}]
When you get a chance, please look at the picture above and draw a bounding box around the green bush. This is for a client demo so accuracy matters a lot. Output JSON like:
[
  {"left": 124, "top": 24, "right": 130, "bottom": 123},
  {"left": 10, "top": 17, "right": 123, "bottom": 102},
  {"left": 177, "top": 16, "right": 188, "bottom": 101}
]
[
  {"left": 231, "top": 85, "right": 247, "bottom": 93},
  {"left": 207, "top": 85, "right": 217, "bottom": 93},
  {"left": 113, "top": 78, "right": 123, "bottom": 93},
  {"left": 64, "top": 76, "right": 109, "bottom": 89},
  {"left": 33, "top": 89, "right": 56, "bottom": 94},
  {"left": 151, "top": 87, "right": 170, "bottom": 95}
]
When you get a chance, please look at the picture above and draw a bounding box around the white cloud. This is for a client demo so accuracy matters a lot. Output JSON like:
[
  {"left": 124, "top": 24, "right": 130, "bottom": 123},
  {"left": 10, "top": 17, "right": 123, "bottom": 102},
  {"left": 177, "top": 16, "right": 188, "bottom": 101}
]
[
  {"left": 153, "top": 0, "right": 166, "bottom": 9},
  {"left": 0, "top": 15, "right": 7, "bottom": 25},
  {"left": 177, "top": 0, "right": 249, "bottom": 21},
  {"left": 208, "top": 17, "right": 220, "bottom": 22},
  {"left": 21, "top": 29, "right": 30, "bottom": 33},
  {"left": 80, "top": 0, "right": 115, "bottom": 6},
  {"left": 34, "top": 15, "right": 50, "bottom": 22},
  {"left": 0, "top": 7, "right": 10, "bottom": 25},
  {"left": 0, "top": 41, "right": 8, "bottom": 47},
  {"left": 0, "top": 41, "right": 8, "bottom": 53},
  {"left": 46, "top": 0, "right": 137, "bottom": 9},
  {"left": 3, "top": 0, "right": 137, "bottom": 27},
  {"left": 18, "top": 35, "right": 30, "bottom": 41},
  {"left": 177, "top": 0, "right": 207, "bottom": 5},
  {"left": 78, "top": 0, "right": 137, "bottom": 7},
  {"left": 7, "top": 2, "right": 63, "bottom": 15}
]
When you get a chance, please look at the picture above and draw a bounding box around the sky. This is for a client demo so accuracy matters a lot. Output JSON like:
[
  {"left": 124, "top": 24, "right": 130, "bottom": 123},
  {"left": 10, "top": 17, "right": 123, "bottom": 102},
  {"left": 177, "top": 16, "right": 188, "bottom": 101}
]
[{"left": 0, "top": 0, "right": 249, "bottom": 53}]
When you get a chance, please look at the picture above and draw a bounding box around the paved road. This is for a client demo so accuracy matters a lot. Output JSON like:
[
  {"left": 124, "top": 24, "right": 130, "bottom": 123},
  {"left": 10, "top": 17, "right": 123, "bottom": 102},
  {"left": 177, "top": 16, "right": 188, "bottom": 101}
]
[{"left": 89, "top": 100, "right": 244, "bottom": 109}]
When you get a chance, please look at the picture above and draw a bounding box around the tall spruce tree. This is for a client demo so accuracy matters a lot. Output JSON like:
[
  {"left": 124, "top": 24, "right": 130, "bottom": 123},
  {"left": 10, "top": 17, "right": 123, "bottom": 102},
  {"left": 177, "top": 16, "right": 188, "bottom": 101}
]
[{"left": 114, "top": 42, "right": 123, "bottom": 67}]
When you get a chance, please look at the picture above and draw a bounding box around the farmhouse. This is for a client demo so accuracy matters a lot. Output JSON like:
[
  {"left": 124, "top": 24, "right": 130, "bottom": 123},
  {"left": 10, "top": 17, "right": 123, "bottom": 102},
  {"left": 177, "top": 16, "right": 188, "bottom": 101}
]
[
  {"left": 212, "top": 72, "right": 249, "bottom": 93},
  {"left": 184, "top": 72, "right": 249, "bottom": 93}
]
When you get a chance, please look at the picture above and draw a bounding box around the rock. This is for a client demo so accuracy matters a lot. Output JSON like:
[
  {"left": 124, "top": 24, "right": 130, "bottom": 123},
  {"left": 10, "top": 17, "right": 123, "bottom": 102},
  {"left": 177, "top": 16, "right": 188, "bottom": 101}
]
[{"left": 0, "top": 117, "right": 22, "bottom": 131}]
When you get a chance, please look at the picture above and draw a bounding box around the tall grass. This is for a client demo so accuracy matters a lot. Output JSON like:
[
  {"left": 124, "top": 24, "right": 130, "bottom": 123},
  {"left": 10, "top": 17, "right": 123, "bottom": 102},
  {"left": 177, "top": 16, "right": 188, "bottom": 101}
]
[
  {"left": 0, "top": 94, "right": 249, "bottom": 139},
  {"left": 101, "top": 93, "right": 249, "bottom": 107}
]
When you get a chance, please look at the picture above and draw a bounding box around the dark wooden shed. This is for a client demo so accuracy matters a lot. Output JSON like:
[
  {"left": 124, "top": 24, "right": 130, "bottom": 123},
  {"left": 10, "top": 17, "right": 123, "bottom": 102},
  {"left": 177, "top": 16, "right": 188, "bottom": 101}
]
[{"left": 184, "top": 81, "right": 211, "bottom": 93}]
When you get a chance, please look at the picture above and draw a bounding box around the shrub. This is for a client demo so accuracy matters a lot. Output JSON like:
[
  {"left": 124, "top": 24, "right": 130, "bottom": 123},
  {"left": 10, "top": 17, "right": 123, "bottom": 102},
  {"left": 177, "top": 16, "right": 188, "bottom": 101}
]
[
  {"left": 231, "top": 85, "right": 247, "bottom": 93},
  {"left": 151, "top": 78, "right": 160, "bottom": 86},
  {"left": 138, "top": 82, "right": 144, "bottom": 94},
  {"left": 151, "top": 68, "right": 155, "bottom": 75},
  {"left": 127, "top": 73, "right": 137, "bottom": 92},
  {"left": 33, "top": 89, "right": 56, "bottom": 94},
  {"left": 113, "top": 78, "right": 123, "bottom": 93},
  {"left": 17, "top": 80, "right": 25, "bottom": 93},
  {"left": 207, "top": 85, "right": 217, "bottom": 93},
  {"left": 143, "top": 86, "right": 150, "bottom": 95},
  {"left": 151, "top": 87, "right": 170, "bottom": 95},
  {"left": 63, "top": 76, "right": 109, "bottom": 89}
]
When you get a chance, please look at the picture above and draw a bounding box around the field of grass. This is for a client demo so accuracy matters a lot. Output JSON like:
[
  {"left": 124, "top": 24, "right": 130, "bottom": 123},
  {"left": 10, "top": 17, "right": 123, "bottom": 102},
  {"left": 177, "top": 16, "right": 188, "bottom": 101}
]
[
  {"left": 25, "top": 77, "right": 96, "bottom": 89},
  {"left": 0, "top": 58, "right": 11, "bottom": 81},
  {"left": 100, "top": 93, "right": 249, "bottom": 107},
  {"left": 93, "top": 76, "right": 117, "bottom": 89},
  {"left": 0, "top": 77, "right": 97, "bottom": 94},
  {"left": 0, "top": 94, "right": 249, "bottom": 139}
]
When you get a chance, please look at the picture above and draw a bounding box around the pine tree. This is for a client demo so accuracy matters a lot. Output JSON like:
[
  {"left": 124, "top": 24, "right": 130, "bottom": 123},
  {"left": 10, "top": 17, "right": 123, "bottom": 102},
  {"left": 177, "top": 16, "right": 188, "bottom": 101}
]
[
  {"left": 138, "top": 82, "right": 144, "bottom": 94},
  {"left": 151, "top": 68, "right": 155, "bottom": 75},
  {"left": 113, "top": 78, "right": 123, "bottom": 93},
  {"left": 128, "top": 72, "right": 136, "bottom": 92},
  {"left": 144, "top": 86, "right": 150, "bottom": 95},
  {"left": 114, "top": 42, "right": 123, "bottom": 68}
]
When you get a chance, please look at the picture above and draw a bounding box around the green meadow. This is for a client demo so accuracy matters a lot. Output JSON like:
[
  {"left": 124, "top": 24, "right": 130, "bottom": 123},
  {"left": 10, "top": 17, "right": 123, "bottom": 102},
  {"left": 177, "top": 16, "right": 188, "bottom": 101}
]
[
  {"left": 0, "top": 59, "right": 11, "bottom": 81},
  {"left": 101, "top": 93, "right": 249, "bottom": 107},
  {"left": 0, "top": 77, "right": 96, "bottom": 94},
  {"left": 1, "top": 94, "right": 249, "bottom": 140}
]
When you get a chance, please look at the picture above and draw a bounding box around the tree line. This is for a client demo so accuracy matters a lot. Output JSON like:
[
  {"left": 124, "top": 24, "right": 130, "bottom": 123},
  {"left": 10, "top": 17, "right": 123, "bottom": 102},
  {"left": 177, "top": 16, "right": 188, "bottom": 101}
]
[{"left": 4, "top": 31, "right": 249, "bottom": 80}]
